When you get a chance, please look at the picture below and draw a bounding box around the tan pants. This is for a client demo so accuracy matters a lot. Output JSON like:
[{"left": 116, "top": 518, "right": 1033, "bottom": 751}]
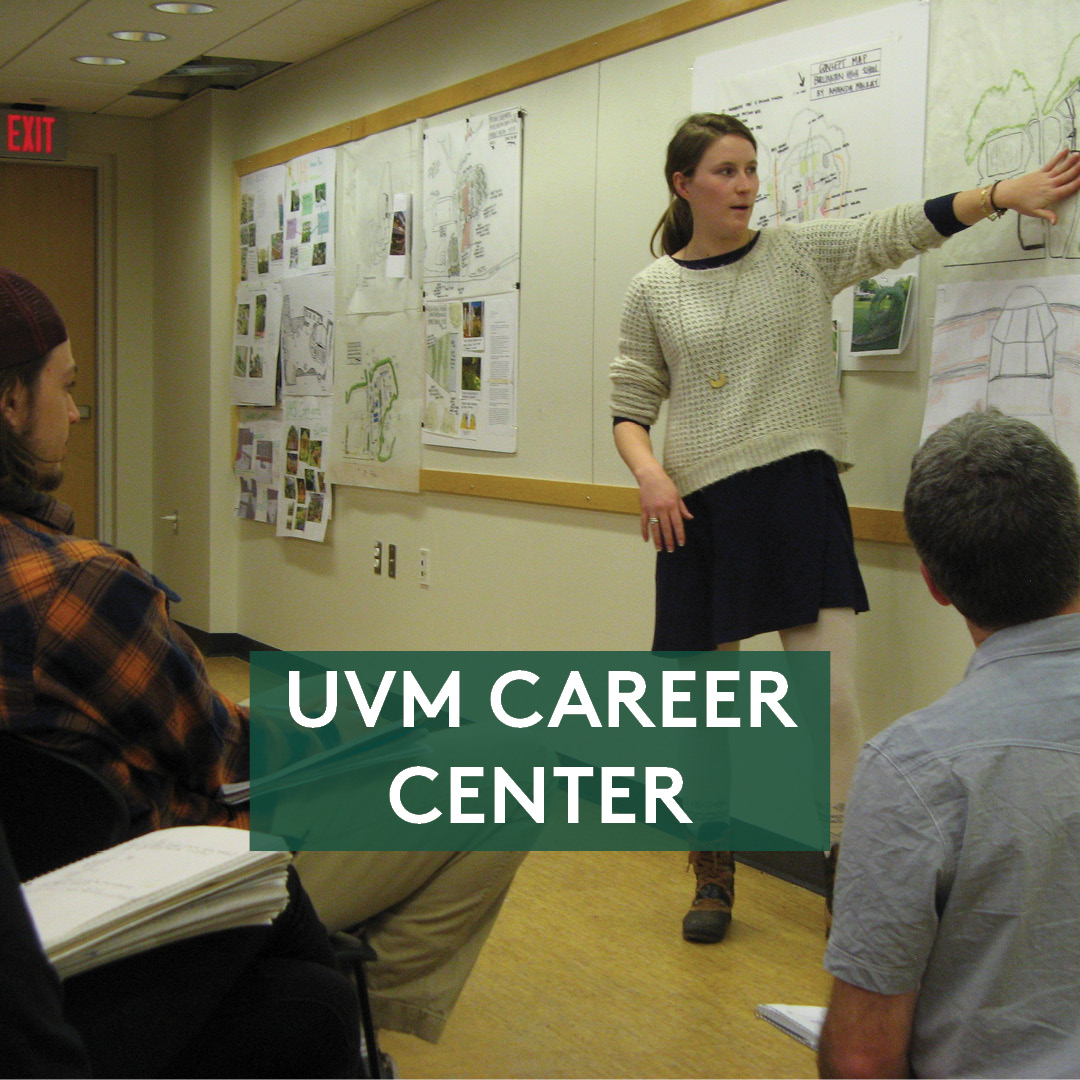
[{"left": 293, "top": 848, "right": 526, "bottom": 1041}]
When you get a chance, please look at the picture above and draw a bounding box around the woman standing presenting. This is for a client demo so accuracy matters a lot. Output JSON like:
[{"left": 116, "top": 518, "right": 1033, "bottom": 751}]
[{"left": 611, "top": 113, "right": 1080, "bottom": 943}]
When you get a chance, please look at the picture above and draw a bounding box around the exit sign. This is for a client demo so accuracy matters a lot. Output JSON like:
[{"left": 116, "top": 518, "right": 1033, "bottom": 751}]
[{"left": 1, "top": 109, "right": 67, "bottom": 160}]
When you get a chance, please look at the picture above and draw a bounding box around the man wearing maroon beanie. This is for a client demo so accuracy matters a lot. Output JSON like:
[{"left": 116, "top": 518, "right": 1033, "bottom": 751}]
[{"left": 0, "top": 268, "right": 75, "bottom": 499}]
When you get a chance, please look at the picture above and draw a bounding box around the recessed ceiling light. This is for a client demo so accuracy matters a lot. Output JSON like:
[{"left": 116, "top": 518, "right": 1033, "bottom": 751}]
[
  {"left": 110, "top": 30, "right": 169, "bottom": 42},
  {"left": 153, "top": 2, "right": 216, "bottom": 13},
  {"left": 73, "top": 55, "right": 127, "bottom": 66}
]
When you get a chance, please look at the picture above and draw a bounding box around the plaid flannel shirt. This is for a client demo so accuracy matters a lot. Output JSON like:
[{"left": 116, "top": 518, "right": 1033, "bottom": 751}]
[{"left": 0, "top": 496, "right": 249, "bottom": 836}]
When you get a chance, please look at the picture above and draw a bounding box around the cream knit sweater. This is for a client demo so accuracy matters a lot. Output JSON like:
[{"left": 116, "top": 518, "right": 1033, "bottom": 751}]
[{"left": 610, "top": 202, "right": 946, "bottom": 497}]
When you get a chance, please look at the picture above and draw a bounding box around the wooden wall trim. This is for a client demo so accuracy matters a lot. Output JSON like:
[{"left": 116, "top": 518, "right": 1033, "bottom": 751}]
[
  {"left": 420, "top": 470, "right": 910, "bottom": 544},
  {"left": 235, "top": 0, "right": 781, "bottom": 176}
]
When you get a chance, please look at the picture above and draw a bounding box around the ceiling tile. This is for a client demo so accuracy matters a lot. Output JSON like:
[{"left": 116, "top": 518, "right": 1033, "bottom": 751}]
[
  {"left": 0, "top": 2, "right": 85, "bottom": 65},
  {"left": 0, "top": 74, "right": 137, "bottom": 113},
  {"left": 211, "top": 0, "right": 433, "bottom": 63}
]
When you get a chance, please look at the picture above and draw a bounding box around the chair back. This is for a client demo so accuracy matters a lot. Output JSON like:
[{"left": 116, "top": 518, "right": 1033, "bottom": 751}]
[{"left": 0, "top": 733, "right": 130, "bottom": 881}]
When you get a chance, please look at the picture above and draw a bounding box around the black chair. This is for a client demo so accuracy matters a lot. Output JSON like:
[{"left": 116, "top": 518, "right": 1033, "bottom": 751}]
[
  {"left": 331, "top": 930, "right": 388, "bottom": 1079},
  {"left": 0, "top": 732, "right": 389, "bottom": 1076},
  {"left": 0, "top": 732, "right": 130, "bottom": 881}
]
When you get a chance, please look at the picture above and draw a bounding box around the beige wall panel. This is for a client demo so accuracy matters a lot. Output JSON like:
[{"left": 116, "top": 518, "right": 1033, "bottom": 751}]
[
  {"left": 69, "top": 115, "right": 157, "bottom": 562},
  {"left": 152, "top": 95, "right": 215, "bottom": 626},
  {"left": 237, "top": 489, "right": 656, "bottom": 652}
]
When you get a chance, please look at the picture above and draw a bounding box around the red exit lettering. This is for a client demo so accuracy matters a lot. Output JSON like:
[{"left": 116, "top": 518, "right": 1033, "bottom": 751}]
[{"left": 5, "top": 114, "right": 56, "bottom": 154}]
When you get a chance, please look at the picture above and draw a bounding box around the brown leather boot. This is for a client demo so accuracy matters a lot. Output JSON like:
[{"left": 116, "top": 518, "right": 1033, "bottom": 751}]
[{"left": 682, "top": 850, "right": 735, "bottom": 943}]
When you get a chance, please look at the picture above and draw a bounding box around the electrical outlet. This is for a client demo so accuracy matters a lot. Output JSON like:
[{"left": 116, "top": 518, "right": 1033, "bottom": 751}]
[
  {"left": 373, "top": 540, "right": 383, "bottom": 575},
  {"left": 419, "top": 547, "right": 430, "bottom": 587},
  {"left": 388, "top": 544, "right": 397, "bottom": 578}
]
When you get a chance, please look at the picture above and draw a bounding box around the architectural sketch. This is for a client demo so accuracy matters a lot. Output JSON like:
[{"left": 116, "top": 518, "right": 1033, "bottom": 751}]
[
  {"left": 950, "top": 31, "right": 1080, "bottom": 264},
  {"left": 923, "top": 277, "right": 1080, "bottom": 471},
  {"left": 767, "top": 110, "right": 853, "bottom": 224},
  {"left": 280, "top": 293, "right": 333, "bottom": 393}
]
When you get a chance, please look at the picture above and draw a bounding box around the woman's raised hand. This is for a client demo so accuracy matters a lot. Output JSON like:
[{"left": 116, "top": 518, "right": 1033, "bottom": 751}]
[{"left": 997, "top": 148, "right": 1080, "bottom": 225}]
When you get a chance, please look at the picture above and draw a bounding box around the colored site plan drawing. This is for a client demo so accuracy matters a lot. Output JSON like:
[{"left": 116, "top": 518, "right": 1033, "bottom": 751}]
[
  {"left": 422, "top": 108, "right": 522, "bottom": 300},
  {"left": 930, "top": 6, "right": 1080, "bottom": 267},
  {"left": 344, "top": 359, "right": 399, "bottom": 463},
  {"left": 923, "top": 276, "right": 1080, "bottom": 473},
  {"left": 326, "top": 311, "right": 422, "bottom": 492},
  {"left": 693, "top": 3, "right": 928, "bottom": 227}
]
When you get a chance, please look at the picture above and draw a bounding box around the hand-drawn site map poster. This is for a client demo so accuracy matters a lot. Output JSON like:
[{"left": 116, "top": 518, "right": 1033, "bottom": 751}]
[
  {"left": 693, "top": 2, "right": 928, "bottom": 229},
  {"left": 927, "top": 2, "right": 1080, "bottom": 268},
  {"left": 692, "top": 3, "right": 929, "bottom": 372},
  {"left": 337, "top": 123, "right": 423, "bottom": 316},
  {"left": 326, "top": 310, "right": 423, "bottom": 492},
  {"left": 280, "top": 272, "right": 334, "bottom": 398},
  {"left": 422, "top": 109, "right": 522, "bottom": 301}
]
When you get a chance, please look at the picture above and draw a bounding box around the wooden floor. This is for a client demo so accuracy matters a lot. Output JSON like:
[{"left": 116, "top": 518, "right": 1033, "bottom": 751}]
[{"left": 206, "top": 657, "right": 831, "bottom": 1079}]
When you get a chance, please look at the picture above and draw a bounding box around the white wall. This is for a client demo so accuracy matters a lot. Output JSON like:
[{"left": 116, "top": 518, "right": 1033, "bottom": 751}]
[{"left": 148, "top": 0, "right": 980, "bottom": 733}]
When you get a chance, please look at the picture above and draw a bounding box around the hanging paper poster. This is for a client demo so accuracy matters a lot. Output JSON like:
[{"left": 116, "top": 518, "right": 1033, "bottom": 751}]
[
  {"left": 423, "top": 293, "right": 518, "bottom": 452},
  {"left": 285, "top": 147, "right": 336, "bottom": 276},
  {"left": 280, "top": 271, "right": 334, "bottom": 397},
  {"left": 927, "top": 2, "right": 1080, "bottom": 268},
  {"left": 232, "top": 282, "right": 282, "bottom": 405},
  {"left": 337, "top": 123, "right": 423, "bottom": 314},
  {"left": 692, "top": 2, "right": 928, "bottom": 373},
  {"left": 326, "top": 310, "right": 423, "bottom": 492},
  {"left": 422, "top": 108, "right": 522, "bottom": 301},
  {"left": 922, "top": 275, "right": 1080, "bottom": 472},
  {"left": 234, "top": 410, "right": 284, "bottom": 524},
  {"left": 278, "top": 396, "right": 333, "bottom": 542},
  {"left": 692, "top": 3, "right": 928, "bottom": 227},
  {"left": 239, "top": 163, "right": 286, "bottom": 284},
  {"left": 842, "top": 271, "right": 918, "bottom": 371}
]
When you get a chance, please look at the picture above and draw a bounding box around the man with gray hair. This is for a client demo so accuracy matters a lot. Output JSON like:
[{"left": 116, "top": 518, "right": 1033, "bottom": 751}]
[{"left": 819, "top": 409, "right": 1080, "bottom": 1078}]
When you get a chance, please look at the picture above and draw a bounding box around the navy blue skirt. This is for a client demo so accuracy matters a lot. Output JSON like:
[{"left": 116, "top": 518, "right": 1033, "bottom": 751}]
[{"left": 652, "top": 451, "right": 868, "bottom": 649}]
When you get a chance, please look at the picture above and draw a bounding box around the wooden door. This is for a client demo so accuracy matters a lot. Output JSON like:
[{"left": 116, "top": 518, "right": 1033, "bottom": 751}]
[{"left": 0, "top": 162, "right": 97, "bottom": 537}]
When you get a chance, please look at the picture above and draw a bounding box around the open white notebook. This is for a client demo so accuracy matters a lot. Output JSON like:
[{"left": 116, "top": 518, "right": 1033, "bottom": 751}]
[
  {"left": 755, "top": 1003, "right": 827, "bottom": 1051},
  {"left": 23, "top": 826, "right": 291, "bottom": 979}
]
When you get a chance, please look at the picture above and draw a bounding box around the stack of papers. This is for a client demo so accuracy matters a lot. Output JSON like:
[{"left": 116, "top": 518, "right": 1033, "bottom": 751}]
[
  {"left": 24, "top": 826, "right": 291, "bottom": 979},
  {"left": 755, "top": 1003, "right": 827, "bottom": 1051}
]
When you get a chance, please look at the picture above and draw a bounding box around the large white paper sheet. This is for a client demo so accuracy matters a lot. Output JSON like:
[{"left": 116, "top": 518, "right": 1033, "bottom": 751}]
[
  {"left": 423, "top": 109, "right": 522, "bottom": 301},
  {"left": 423, "top": 293, "right": 518, "bottom": 452},
  {"left": 239, "top": 164, "right": 286, "bottom": 284},
  {"left": 280, "top": 272, "right": 334, "bottom": 397},
  {"left": 326, "top": 310, "right": 423, "bottom": 492},
  {"left": 285, "top": 148, "right": 336, "bottom": 276},
  {"left": 693, "top": 2, "right": 929, "bottom": 372},
  {"left": 337, "top": 123, "right": 423, "bottom": 314},
  {"left": 928, "top": 4, "right": 1080, "bottom": 268},
  {"left": 278, "top": 397, "right": 333, "bottom": 542},
  {"left": 924, "top": 276, "right": 1080, "bottom": 472}
]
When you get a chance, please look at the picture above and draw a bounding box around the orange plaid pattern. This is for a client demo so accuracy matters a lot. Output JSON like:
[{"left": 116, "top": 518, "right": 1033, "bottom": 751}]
[{"left": 0, "top": 496, "right": 249, "bottom": 836}]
